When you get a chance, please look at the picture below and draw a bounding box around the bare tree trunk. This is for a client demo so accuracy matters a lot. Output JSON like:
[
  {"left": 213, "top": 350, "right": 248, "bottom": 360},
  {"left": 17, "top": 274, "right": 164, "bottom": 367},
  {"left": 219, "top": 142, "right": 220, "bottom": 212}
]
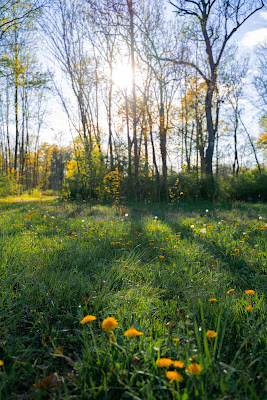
[
  {"left": 6, "top": 83, "right": 11, "bottom": 173},
  {"left": 233, "top": 112, "right": 239, "bottom": 176},
  {"left": 14, "top": 29, "right": 19, "bottom": 173},
  {"left": 127, "top": 0, "right": 139, "bottom": 187},
  {"left": 20, "top": 88, "right": 26, "bottom": 183},
  {"left": 25, "top": 101, "right": 29, "bottom": 190},
  {"left": 159, "top": 78, "right": 167, "bottom": 196},
  {"left": 108, "top": 60, "right": 114, "bottom": 170},
  {"left": 216, "top": 129, "right": 219, "bottom": 178},
  {"left": 125, "top": 92, "right": 132, "bottom": 181},
  {"left": 145, "top": 97, "right": 159, "bottom": 180},
  {"left": 95, "top": 58, "right": 100, "bottom": 147},
  {"left": 240, "top": 116, "right": 261, "bottom": 174},
  {"left": 144, "top": 118, "right": 149, "bottom": 178},
  {"left": 204, "top": 82, "right": 215, "bottom": 174}
]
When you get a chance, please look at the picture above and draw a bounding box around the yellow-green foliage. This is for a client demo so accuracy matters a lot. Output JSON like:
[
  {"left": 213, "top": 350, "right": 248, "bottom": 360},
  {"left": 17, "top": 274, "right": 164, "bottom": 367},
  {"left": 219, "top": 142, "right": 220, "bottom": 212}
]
[{"left": 104, "top": 167, "right": 120, "bottom": 203}]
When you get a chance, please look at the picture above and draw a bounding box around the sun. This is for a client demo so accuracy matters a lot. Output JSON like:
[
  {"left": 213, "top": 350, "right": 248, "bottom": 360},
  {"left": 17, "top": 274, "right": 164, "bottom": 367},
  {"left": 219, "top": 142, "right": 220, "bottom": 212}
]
[{"left": 112, "top": 63, "right": 132, "bottom": 92}]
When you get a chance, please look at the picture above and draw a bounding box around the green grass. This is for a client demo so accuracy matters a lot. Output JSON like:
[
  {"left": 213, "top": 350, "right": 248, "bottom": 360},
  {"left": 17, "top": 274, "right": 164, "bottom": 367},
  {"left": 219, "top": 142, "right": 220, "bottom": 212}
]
[{"left": 0, "top": 200, "right": 266, "bottom": 399}]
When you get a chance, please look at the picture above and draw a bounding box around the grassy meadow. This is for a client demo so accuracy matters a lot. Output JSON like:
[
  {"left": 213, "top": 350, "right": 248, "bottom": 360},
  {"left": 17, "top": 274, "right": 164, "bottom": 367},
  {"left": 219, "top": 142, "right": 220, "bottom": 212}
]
[{"left": 0, "top": 199, "right": 266, "bottom": 399}]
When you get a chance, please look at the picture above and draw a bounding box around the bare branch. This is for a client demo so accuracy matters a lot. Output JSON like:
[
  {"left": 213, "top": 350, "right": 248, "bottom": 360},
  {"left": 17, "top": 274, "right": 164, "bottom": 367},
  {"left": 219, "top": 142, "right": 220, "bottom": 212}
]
[
  {"left": 169, "top": 0, "right": 201, "bottom": 18},
  {"left": 157, "top": 56, "right": 209, "bottom": 83},
  {"left": 216, "top": 2, "right": 265, "bottom": 67}
]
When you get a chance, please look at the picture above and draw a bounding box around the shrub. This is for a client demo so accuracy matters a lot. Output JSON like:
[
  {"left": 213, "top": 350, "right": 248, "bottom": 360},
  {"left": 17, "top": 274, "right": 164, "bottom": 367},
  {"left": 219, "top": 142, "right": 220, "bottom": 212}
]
[
  {"left": 227, "top": 170, "right": 267, "bottom": 202},
  {"left": 0, "top": 176, "right": 22, "bottom": 198},
  {"left": 168, "top": 171, "right": 216, "bottom": 201}
]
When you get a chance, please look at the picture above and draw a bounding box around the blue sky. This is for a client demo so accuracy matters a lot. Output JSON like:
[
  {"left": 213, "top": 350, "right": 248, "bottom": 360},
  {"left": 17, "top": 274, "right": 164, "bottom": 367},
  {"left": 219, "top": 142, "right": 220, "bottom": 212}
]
[{"left": 238, "top": 11, "right": 267, "bottom": 48}]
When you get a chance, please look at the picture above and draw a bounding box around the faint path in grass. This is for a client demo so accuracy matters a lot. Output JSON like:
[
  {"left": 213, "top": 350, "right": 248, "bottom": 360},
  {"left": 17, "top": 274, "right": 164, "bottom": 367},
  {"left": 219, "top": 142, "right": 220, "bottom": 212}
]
[{"left": 0, "top": 196, "right": 58, "bottom": 203}]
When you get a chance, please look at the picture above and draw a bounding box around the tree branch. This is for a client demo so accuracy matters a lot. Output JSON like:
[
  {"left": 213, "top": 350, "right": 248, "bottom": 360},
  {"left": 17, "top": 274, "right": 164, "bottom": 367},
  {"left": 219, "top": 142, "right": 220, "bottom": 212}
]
[
  {"left": 168, "top": 0, "right": 201, "bottom": 18},
  {"left": 216, "top": 1, "right": 265, "bottom": 67},
  {"left": 157, "top": 56, "right": 209, "bottom": 83},
  {"left": 0, "top": 4, "right": 42, "bottom": 39}
]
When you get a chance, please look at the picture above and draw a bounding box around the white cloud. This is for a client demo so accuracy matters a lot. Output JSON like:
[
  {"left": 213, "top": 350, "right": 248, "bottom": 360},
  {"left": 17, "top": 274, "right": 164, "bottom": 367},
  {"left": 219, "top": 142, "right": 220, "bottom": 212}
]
[
  {"left": 260, "top": 11, "right": 267, "bottom": 20},
  {"left": 239, "top": 28, "right": 267, "bottom": 48}
]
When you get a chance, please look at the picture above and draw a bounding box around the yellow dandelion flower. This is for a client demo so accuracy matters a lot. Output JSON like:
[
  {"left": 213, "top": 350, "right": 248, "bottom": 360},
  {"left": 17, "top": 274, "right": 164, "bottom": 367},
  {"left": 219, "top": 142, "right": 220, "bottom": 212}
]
[
  {"left": 124, "top": 328, "right": 143, "bottom": 338},
  {"left": 209, "top": 298, "right": 217, "bottom": 303},
  {"left": 227, "top": 289, "right": 235, "bottom": 294},
  {"left": 109, "top": 333, "right": 116, "bottom": 342},
  {"left": 172, "top": 360, "right": 184, "bottom": 368},
  {"left": 166, "top": 370, "right": 183, "bottom": 382},
  {"left": 173, "top": 338, "right": 180, "bottom": 342},
  {"left": 206, "top": 330, "right": 217, "bottom": 338},
  {"left": 102, "top": 317, "right": 118, "bottom": 330},
  {"left": 185, "top": 363, "right": 202, "bottom": 375},
  {"left": 0, "top": 360, "right": 3, "bottom": 367},
  {"left": 245, "top": 290, "right": 255, "bottom": 295},
  {"left": 156, "top": 358, "right": 173, "bottom": 367},
  {"left": 54, "top": 347, "right": 64, "bottom": 355},
  {"left": 159, "top": 255, "right": 164, "bottom": 259},
  {"left": 80, "top": 315, "right": 97, "bottom": 324},
  {"left": 246, "top": 305, "right": 252, "bottom": 311}
]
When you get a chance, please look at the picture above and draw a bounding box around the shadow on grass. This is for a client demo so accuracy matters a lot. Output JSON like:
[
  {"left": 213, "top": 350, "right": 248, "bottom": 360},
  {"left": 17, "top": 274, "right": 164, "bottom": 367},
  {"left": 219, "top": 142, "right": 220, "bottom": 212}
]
[{"left": 1, "top": 200, "right": 266, "bottom": 298}]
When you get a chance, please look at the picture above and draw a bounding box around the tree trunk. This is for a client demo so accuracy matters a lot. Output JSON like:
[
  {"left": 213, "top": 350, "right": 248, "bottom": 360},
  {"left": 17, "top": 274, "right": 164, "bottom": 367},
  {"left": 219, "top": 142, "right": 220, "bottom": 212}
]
[
  {"left": 6, "top": 83, "right": 11, "bottom": 173},
  {"left": 240, "top": 116, "right": 261, "bottom": 174},
  {"left": 159, "top": 78, "right": 167, "bottom": 196},
  {"left": 204, "top": 82, "right": 215, "bottom": 174},
  {"left": 127, "top": 0, "right": 138, "bottom": 187},
  {"left": 233, "top": 114, "right": 239, "bottom": 176},
  {"left": 108, "top": 60, "right": 114, "bottom": 170},
  {"left": 125, "top": 92, "right": 133, "bottom": 197},
  {"left": 144, "top": 118, "right": 149, "bottom": 178},
  {"left": 14, "top": 77, "right": 19, "bottom": 173}
]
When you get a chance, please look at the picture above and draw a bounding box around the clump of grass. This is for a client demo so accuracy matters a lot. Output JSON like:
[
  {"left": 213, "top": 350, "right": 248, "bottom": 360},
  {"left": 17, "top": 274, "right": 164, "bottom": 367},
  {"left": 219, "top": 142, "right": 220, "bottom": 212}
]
[{"left": 0, "top": 200, "right": 266, "bottom": 399}]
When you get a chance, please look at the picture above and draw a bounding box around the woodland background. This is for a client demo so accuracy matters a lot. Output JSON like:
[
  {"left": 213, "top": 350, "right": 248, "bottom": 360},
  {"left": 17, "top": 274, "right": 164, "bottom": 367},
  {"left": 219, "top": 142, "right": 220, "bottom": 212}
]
[{"left": 0, "top": 0, "right": 267, "bottom": 203}]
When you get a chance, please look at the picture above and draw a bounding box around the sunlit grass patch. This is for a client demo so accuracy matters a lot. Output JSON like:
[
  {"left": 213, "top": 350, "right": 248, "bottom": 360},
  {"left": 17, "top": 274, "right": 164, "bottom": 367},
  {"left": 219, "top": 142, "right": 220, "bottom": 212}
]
[{"left": 0, "top": 200, "right": 266, "bottom": 399}]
